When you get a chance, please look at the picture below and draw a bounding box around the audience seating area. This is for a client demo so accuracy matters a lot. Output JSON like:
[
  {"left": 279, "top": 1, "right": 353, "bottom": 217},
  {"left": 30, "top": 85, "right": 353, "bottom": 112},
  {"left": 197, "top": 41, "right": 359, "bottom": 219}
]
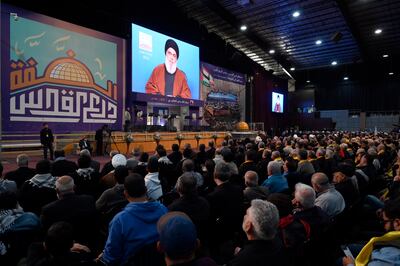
[{"left": 0, "top": 131, "right": 400, "bottom": 266}]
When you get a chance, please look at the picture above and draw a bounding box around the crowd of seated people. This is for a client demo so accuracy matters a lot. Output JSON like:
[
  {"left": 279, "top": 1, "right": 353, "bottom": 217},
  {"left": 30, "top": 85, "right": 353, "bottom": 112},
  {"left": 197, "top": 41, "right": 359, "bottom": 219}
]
[{"left": 0, "top": 131, "right": 399, "bottom": 265}]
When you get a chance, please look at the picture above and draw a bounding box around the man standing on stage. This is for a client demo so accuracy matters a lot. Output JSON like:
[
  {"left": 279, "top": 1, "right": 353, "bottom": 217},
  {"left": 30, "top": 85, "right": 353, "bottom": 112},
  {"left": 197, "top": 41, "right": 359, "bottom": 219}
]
[
  {"left": 95, "top": 125, "right": 107, "bottom": 156},
  {"left": 40, "top": 123, "right": 54, "bottom": 160},
  {"left": 124, "top": 107, "right": 131, "bottom": 132}
]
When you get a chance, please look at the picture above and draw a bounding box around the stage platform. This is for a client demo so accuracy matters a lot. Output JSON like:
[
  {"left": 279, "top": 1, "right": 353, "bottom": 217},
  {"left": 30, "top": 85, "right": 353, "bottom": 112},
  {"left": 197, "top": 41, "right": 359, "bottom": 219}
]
[
  {"left": 0, "top": 131, "right": 229, "bottom": 172},
  {"left": 64, "top": 131, "right": 229, "bottom": 155}
]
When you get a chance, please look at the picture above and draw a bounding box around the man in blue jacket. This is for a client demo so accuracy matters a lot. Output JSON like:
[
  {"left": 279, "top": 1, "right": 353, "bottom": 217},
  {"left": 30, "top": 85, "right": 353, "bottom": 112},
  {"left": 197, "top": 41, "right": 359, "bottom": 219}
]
[
  {"left": 99, "top": 173, "right": 167, "bottom": 265},
  {"left": 262, "top": 161, "right": 288, "bottom": 193}
]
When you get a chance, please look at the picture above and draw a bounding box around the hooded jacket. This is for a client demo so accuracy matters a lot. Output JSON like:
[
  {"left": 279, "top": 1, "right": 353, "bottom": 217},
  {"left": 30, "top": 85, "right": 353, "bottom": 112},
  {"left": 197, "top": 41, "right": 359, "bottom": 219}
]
[
  {"left": 145, "top": 172, "right": 163, "bottom": 201},
  {"left": 102, "top": 201, "right": 167, "bottom": 265}
]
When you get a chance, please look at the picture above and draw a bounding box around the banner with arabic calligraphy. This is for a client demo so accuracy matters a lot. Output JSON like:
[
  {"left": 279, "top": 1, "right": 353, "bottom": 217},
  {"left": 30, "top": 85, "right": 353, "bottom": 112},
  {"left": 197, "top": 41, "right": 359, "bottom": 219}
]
[
  {"left": 200, "top": 62, "right": 246, "bottom": 130},
  {"left": 1, "top": 5, "right": 125, "bottom": 133}
]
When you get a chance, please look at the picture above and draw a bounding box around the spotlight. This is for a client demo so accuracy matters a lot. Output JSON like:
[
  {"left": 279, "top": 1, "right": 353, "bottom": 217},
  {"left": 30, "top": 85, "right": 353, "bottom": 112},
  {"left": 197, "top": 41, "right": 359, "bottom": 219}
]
[
  {"left": 292, "top": 11, "right": 300, "bottom": 18},
  {"left": 269, "top": 49, "right": 275, "bottom": 54},
  {"left": 331, "top": 61, "right": 337, "bottom": 66},
  {"left": 306, "top": 80, "right": 310, "bottom": 83},
  {"left": 374, "top": 29, "right": 382, "bottom": 34},
  {"left": 240, "top": 25, "right": 247, "bottom": 31},
  {"left": 290, "top": 67, "right": 295, "bottom": 71},
  {"left": 389, "top": 72, "right": 394, "bottom": 75},
  {"left": 343, "top": 77, "right": 349, "bottom": 80},
  {"left": 315, "top": 40, "right": 322, "bottom": 45},
  {"left": 382, "top": 54, "right": 389, "bottom": 58}
]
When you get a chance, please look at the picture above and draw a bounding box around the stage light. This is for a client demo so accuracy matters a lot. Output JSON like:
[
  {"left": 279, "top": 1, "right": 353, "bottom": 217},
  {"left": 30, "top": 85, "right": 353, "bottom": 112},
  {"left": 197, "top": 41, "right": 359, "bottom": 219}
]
[
  {"left": 315, "top": 40, "right": 322, "bottom": 45},
  {"left": 374, "top": 28, "right": 382, "bottom": 34},
  {"left": 331, "top": 61, "right": 337, "bottom": 66},
  {"left": 290, "top": 67, "right": 295, "bottom": 71},
  {"left": 383, "top": 54, "right": 389, "bottom": 58},
  {"left": 269, "top": 49, "right": 275, "bottom": 54},
  {"left": 389, "top": 72, "right": 394, "bottom": 75},
  {"left": 306, "top": 80, "right": 310, "bottom": 83},
  {"left": 240, "top": 25, "right": 247, "bottom": 31},
  {"left": 343, "top": 76, "right": 349, "bottom": 80},
  {"left": 292, "top": 11, "right": 300, "bottom": 18}
]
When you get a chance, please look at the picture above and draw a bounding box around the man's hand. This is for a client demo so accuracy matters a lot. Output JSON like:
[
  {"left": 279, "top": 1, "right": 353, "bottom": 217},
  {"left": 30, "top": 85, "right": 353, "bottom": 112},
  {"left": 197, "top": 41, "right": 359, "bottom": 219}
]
[
  {"left": 234, "top": 247, "right": 241, "bottom": 256},
  {"left": 70, "top": 243, "right": 90, "bottom": 253},
  {"left": 95, "top": 252, "right": 103, "bottom": 263},
  {"left": 342, "top": 256, "right": 354, "bottom": 266}
]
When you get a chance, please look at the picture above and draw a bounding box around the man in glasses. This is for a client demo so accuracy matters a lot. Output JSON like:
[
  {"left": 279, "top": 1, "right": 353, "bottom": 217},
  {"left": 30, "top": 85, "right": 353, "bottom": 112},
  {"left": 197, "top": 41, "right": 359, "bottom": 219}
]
[{"left": 342, "top": 198, "right": 400, "bottom": 265}]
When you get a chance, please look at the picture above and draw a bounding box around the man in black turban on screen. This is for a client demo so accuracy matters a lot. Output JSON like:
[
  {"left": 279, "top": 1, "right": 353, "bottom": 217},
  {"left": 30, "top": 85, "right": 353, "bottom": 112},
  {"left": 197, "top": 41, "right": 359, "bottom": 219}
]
[{"left": 145, "top": 39, "right": 192, "bottom": 98}]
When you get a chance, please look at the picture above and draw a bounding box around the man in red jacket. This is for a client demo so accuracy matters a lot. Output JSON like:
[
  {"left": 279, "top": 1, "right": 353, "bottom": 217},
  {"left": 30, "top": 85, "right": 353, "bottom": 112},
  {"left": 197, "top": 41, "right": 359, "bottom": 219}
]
[{"left": 146, "top": 39, "right": 192, "bottom": 98}]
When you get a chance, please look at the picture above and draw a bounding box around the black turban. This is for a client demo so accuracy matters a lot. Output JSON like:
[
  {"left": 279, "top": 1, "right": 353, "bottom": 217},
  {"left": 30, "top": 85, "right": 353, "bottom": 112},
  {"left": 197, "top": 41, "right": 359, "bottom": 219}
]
[{"left": 165, "top": 39, "right": 179, "bottom": 59}]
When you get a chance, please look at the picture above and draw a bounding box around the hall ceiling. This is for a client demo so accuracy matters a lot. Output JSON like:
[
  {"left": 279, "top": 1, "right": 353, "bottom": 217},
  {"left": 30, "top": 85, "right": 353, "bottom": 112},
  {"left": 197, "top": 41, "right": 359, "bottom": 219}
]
[{"left": 173, "top": 0, "right": 400, "bottom": 78}]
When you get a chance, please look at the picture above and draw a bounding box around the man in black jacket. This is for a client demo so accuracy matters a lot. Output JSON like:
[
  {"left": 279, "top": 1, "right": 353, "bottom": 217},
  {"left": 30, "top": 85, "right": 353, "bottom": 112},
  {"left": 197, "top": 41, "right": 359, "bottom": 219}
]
[
  {"left": 227, "top": 199, "right": 288, "bottom": 266},
  {"left": 168, "top": 172, "right": 210, "bottom": 243},
  {"left": 51, "top": 150, "right": 77, "bottom": 177},
  {"left": 19, "top": 160, "right": 57, "bottom": 216},
  {"left": 206, "top": 162, "right": 244, "bottom": 255},
  {"left": 40, "top": 123, "right": 54, "bottom": 160},
  {"left": 4, "top": 154, "right": 36, "bottom": 189},
  {"left": 41, "top": 175, "right": 98, "bottom": 249}
]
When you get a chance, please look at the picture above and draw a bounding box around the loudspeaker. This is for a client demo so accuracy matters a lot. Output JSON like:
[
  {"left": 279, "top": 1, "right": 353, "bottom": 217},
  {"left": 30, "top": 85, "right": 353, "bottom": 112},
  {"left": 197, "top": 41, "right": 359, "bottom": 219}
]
[{"left": 331, "top": 32, "right": 343, "bottom": 43}]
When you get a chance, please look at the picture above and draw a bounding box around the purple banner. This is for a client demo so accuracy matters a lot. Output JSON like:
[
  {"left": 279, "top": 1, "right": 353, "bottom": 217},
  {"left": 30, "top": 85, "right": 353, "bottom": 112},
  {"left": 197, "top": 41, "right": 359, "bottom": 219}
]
[
  {"left": 200, "top": 62, "right": 246, "bottom": 129},
  {"left": 201, "top": 62, "right": 246, "bottom": 85},
  {"left": 132, "top": 92, "right": 203, "bottom": 107},
  {"left": 1, "top": 4, "right": 125, "bottom": 133}
]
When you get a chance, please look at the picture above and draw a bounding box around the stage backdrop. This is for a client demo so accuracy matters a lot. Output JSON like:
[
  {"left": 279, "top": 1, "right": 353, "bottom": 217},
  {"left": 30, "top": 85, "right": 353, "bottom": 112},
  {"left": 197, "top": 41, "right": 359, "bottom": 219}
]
[
  {"left": 200, "top": 62, "right": 246, "bottom": 130},
  {"left": 1, "top": 5, "right": 125, "bottom": 134}
]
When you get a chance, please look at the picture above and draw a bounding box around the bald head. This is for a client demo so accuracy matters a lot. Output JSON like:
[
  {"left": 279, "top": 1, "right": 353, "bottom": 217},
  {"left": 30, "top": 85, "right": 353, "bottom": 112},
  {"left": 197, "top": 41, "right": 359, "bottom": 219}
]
[
  {"left": 244, "top": 170, "right": 259, "bottom": 187},
  {"left": 311, "top": 172, "right": 330, "bottom": 192},
  {"left": 56, "top": 175, "right": 74, "bottom": 195},
  {"left": 271, "top": 151, "right": 281, "bottom": 160},
  {"left": 80, "top": 149, "right": 91, "bottom": 157}
]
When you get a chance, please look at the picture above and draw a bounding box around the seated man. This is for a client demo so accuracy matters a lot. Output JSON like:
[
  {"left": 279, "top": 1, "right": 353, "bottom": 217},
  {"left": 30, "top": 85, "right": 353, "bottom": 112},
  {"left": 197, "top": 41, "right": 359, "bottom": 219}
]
[
  {"left": 79, "top": 136, "right": 93, "bottom": 154},
  {"left": 51, "top": 150, "right": 77, "bottom": 178},
  {"left": 206, "top": 162, "right": 244, "bottom": 252},
  {"left": 96, "top": 166, "right": 129, "bottom": 214},
  {"left": 144, "top": 156, "right": 163, "bottom": 201},
  {"left": 80, "top": 149, "right": 100, "bottom": 173},
  {"left": 4, "top": 154, "right": 36, "bottom": 189},
  {"left": 243, "top": 170, "right": 269, "bottom": 204},
  {"left": 41, "top": 176, "right": 98, "bottom": 249},
  {"left": 311, "top": 172, "right": 345, "bottom": 218},
  {"left": 262, "top": 161, "right": 288, "bottom": 194},
  {"left": 227, "top": 199, "right": 287, "bottom": 266},
  {"left": 26, "top": 221, "right": 94, "bottom": 266},
  {"left": 99, "top": 173, "right": 167, "bottom": 265},
  {"left": 0, "top": 191, "right": 40, "bottom": 258},
  {"left": 168, "top": 173, "right": 210, "bottom": 243},
  {"left": 343, "top": 198, "right": 400, "bottom": 266},
  {"left": 292, "top": 183, "right": 329, "bottom": 241},
  {"left": 157, "top": 211, "right": 217, "bottom": 266},
  {"left": 19, "top": 160, "right": 57, "bottom": 216},
  {"left": 297, "top": 149, "right": 315, "bottom": 176}
]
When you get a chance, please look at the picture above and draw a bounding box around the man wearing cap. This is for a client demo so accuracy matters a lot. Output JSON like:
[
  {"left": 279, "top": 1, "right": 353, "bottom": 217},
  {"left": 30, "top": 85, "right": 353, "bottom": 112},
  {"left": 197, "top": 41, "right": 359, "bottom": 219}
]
[
  {"left": 146, "top": 39, "right": 192, "bottom": 98},
  {"left": 157, "top": 211, "right": 217, "bottom": 266}
]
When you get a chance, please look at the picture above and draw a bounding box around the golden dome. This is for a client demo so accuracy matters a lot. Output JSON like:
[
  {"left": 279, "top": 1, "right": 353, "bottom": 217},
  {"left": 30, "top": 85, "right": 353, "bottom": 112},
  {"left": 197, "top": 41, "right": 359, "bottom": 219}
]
[
  {"left": 49, "top": 62, "right": 90, "bottom": 83},
  {"left": 236, "top": 121, "right": 249, "bottom": 132}
]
